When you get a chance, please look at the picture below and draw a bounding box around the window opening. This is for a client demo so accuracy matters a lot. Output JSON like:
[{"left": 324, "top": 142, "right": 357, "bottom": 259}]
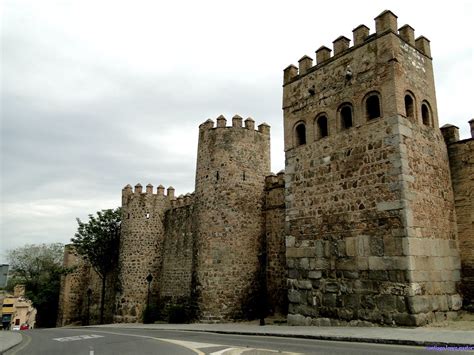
[
  {"left": 317, "top": 116, "right": 328, "bottom": 138},
  {"left": 404, "top": 94, "right": 414, "bottom": 119},
  {"left": 340, "top": 106, "right": 353, "bottom": 129},
  {"left": 295, "top": 123, "right": 306, "bottom": 146},
  {"left": 422, "top": 103, "right": 431, "bottom": 126},
  {"left": 366, "top": 95, "right": 381, "bottom": 119}
]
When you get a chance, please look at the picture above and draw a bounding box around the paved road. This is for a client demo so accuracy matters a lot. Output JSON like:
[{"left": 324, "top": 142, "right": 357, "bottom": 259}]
[{"left": 5, "top": 327, "right": 468, "bottom": 354}]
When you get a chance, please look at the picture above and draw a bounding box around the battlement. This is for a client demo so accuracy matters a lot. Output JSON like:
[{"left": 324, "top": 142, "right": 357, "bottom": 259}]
[
  {"left": 122, "top": 183, "right": 176, "bottom": 199},
  {"left": 441, "top": 120, "right": 474, "bottom": 144},
  {"left": 265, "top": 170, "right": 285, "bottom": 189},
  {"left": 170, "top": 192, "right": 195, "bottom": 209},
  {"left": 199, "top": 114, "right": 270, "bottom": 135},
  {"left": 284, "top": 9, "right": 431, "bottom": 85}
]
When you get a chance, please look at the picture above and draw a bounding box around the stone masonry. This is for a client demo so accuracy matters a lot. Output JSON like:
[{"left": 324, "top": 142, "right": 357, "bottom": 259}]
[
  {"left": 283, "top": 10, "right": 464, "bottom": 326},
  {"left": 57, "top": 10, "right": 472, "bottom": 326}
]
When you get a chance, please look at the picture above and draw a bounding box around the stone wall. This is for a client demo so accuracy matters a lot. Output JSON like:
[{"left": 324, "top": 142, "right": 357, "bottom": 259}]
[
  {"left": 264, "top": 172, "right": 287, "bottom": 315},
  {"left": 160, "top": 201, "right": 197, "bottom": 309},
  {"left": 443, "top": 122, "right": 474, "bottom": 308},
  {"left": 57, "top": 245, "right": 88, "bottom": 326},
  {"left": 56, "top": 245, "right": 112, "bottom": 326}
]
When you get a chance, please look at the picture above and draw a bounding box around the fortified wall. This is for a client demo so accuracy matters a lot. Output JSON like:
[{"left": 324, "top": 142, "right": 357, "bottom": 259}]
[{"left": 57, "top": 10, "right": 472, "bottom": 327}]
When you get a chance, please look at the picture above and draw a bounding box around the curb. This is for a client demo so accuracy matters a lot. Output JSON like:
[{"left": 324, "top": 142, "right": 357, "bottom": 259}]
[{"left": 85, "top": 325, "right": 474, "bottom": 348}]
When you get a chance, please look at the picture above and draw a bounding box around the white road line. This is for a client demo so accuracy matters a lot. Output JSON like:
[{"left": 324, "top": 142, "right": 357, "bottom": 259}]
[{"left": 53, "top": 334, "right": 104, "bottom": 342}]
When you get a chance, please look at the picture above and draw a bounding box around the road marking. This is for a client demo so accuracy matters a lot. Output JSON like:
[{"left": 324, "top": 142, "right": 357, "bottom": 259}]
[
  {"left": 61, "top": 329, "right": 206, "bottom": 355},
  {"left": 53, "top": 334, "right": 104, "bottom": 342}
]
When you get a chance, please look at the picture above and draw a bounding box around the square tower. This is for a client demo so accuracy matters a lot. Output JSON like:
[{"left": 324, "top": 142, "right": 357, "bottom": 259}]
[{"left": 283, "top": 10, "right": 461, "bottom": 326}]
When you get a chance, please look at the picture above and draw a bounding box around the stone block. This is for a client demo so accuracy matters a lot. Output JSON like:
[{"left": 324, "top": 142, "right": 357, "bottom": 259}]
[
  {"left": 325, "top": 281, "right": 339, "bottom": 293},
  {"left": 346, "top": 237, "right": 356, "bottom": 256},
  {"left": 308, "top": 270, "right": 322, "bottom": 279},
  {"left": 323, "top": 294, "right": 337, "bottom": 307},
  {"left": 311, "top": 317, "right": 331, "bottom": 326},
  {"left": 286, "top": 247, "right": 316, "bottom": 258},
  {"left": 376, "top": 295, "right": 397, "bottom": 311},
  {"left": 407, "top": 295, "right": 432, "bottom": 313},
  {"left": 296, "top": 280, "right": 313, "bottom": 290},
  {"left": 287, "top": 313, "right": 307, "bottom": 326},
  {"left": 300, "top": 258, "right": 309, "bottom": 270},
  {"left": 448, "top": 294, "right": 462, "bottom": 311},
  {"left": 285, "top": 235, "right": 295, "bottom": 247},
  {"left": 288, "top": 289, "right": 301, "bottom": 303}
]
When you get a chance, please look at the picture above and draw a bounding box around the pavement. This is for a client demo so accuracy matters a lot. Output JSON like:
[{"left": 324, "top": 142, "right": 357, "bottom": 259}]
[
  {"left": 0, "top": 331, "right": 22, "bottom": 354},
  {"left": 1, "top": 322, "right": 473, "bottom": 353}
]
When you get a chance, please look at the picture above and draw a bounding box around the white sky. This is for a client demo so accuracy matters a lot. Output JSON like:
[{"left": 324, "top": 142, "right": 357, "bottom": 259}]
[{"left": 1, "top": 0, "right": 473, "bottom": 263}]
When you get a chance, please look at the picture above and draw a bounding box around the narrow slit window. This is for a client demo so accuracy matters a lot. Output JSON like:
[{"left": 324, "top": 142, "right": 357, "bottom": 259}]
[
  {"left": 216, "top": 171, "right": 219, "bottom": 181},
  {"left": 243, "top": 171, "right": 246, "bottom": 181}
]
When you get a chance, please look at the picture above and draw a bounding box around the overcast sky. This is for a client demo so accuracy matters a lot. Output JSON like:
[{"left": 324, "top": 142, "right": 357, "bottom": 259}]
[{"left": 1, "top": 0, "right": 472, "bottom": 264}]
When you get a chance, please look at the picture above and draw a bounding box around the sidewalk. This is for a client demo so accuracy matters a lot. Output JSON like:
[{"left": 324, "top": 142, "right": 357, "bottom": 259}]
[
  {"left": 90, "top": 322, "right": 474, "bottom": 347},
  {"left": 0, "top": 331, "right": 22, "bottom": 354}
]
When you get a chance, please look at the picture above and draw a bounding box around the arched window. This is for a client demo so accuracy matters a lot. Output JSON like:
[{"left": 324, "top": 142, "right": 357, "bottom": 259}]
[
  {"left": 404, "top": 93, "right": 415, "bottom": 119},
  {"left": 365, "top": 93, "right": 381, "bottom": 120},
  {"left": 422, "top": 101, "right": 432, "bottom": 126},
  {"left": 295, "top": 122, "right": 306, "bottom": 146},
  {"left": 339, "top": 104, "right": 353, "bottom": 129},
  {"left": 316, "top": 115, "right": 328, "bottom": 139}
]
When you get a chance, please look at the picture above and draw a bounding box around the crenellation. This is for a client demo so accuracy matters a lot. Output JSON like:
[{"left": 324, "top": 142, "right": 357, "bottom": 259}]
[
  {"left": 157, "top": 184, "right": 165, "bottom": 195},
  {"left": 415, "top": 36, "right": 431, "bottom": 57},
  {"left": 284, "top": 65, "right": 298, "bottom": 84},
  {"left": 167, "top": 186, "right": 175, "bottom": 199},
  {"left": 316, "top": 46, "right": 331, "bottom": 65},
  {"left": 298, "top": 55, "right": 313, "bottom": 75},
  {"left": 216, "top": 114, "right": 227, "bottom": 128},
  {"left": 353, "top": 25, "right": 370, "bottom": 46},
  {"left": 258, "top": 122, "right": 270, "bottom": 135},
  {"left": 398, "top": 24, "right": 415, "bottom": 46},
  {"left": 134, "top": 183, "right": 142, "bottom": 194},
  {"left": 333, "top": 36, "right": 350, "bottom": 55},
  {"left": 375, "top": 9, "right": 398, "bottom": 34},
  {"left": 245, "top": 117, "right": 255, "bottom": 130},
  {"left": 146, "top": 183, "right": 153, "bottom": 194},
  {"left": 232, "top": 114, "right": 243, "bottom": 127}
]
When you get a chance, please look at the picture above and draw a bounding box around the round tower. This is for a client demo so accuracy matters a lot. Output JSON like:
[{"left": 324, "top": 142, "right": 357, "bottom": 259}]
[
  {"left": 115, "top": 183, "right": 173, "bottom": 322},
  {"left": 194, "top": 115, "right": 271, "bottom": 321}
]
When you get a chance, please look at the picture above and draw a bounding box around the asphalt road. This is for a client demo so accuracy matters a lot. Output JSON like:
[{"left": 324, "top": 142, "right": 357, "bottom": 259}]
[{"left": 5, "top": 327, "right": 465, "bottom": 355}]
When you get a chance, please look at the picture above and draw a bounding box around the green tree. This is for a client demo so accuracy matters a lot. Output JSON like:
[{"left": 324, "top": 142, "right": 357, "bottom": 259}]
[
  {"left": 6, "top": 243, "right": 65, "bottom": 328},
  {"left": 71, "top": 208, "right": 121, "bottom": 324}
]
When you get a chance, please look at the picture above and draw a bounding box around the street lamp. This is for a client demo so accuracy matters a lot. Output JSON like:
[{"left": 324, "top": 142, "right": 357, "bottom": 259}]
[{"left": 146, "top": 273, "right": 153, "bottom": 309}]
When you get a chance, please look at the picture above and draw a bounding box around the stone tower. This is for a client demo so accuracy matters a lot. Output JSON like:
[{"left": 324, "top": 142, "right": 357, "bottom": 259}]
[
  {"left": 194, "top": 115, "right": 271, "bottom": 321},
  {"left": 115, "top": 183, "right": 175, "bottom": 322},
  {"left": 283, "top": 10, "right": 462, "bottom": 326}
]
